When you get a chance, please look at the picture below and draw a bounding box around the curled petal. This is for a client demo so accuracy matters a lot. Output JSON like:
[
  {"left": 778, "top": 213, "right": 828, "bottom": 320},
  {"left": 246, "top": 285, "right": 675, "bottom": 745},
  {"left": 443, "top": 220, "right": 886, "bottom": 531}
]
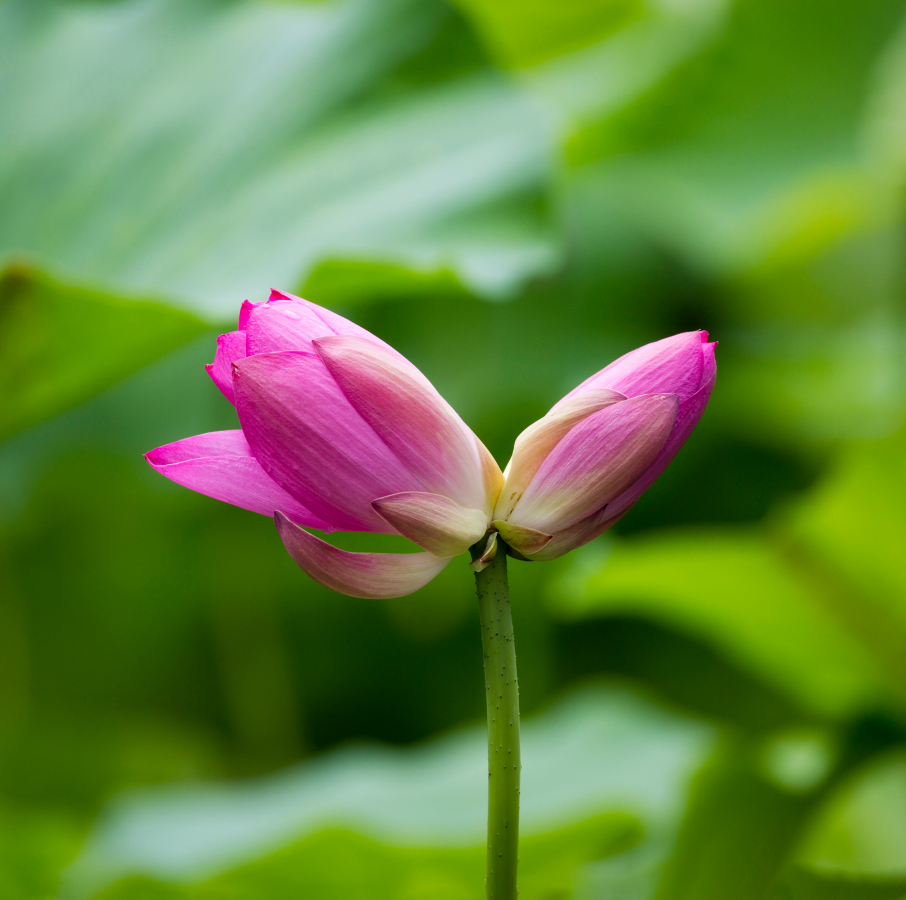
[
  {"left": 275, "top": 512, "right": 450, "bottom": 599},
  {"left": 145, "top": 431, "right": 331, "bottom": 529},
  {"left": 493, "top": 520, "right": 552, "bottom": 556},
  {"left": 494, "top": 389, "right": 626, "bottom": 521},
  {"left": 372, "top": 492, "right": 488, "bottom": 558},
  {"left": 508, "top": 393, "right": 678, "bottom": 535},
  {"left": 315, "top": 336, "right": 487, "bottom": 511},
  {"left": 562, "top": 331, "right": 708, "bottom": 402},
  {"left": 234, "top": 351, "right": 414, "bottom": 532},
  {"left": 470, "top": 532, "right": 498, "bottom": 572},
  {"left": 205, "top": 331, "right": 247, "bottom": 404}
]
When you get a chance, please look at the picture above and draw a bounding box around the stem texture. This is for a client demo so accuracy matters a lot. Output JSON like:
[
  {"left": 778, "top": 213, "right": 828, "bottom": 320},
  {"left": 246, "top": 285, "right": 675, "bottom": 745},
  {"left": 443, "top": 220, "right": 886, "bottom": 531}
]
[{"left": 474, "top": 543, "right": 520, "bottom": 899}]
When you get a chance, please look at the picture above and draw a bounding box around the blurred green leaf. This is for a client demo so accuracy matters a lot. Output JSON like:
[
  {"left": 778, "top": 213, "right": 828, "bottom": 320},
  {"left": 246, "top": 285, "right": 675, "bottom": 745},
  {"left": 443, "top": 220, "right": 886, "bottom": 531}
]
[
  {"left": 92, "top": 815, "right": 637, "bottom": 900},
  {"left": 788, "top": 427, "right": 906, "bottom": 630},
  {"left": 0, "top": 801, "right": 84, "bottom": 900},
  {"left": 655, "top": 738, "right": 818, "bottom": 900},
  {"left": 711, "top": 227, "right": 906, "bottom": 445},
  {"left": 450, "top": 0, "right": 646, "bottom": 68},
  {"left": 773, "top": 866, "right": 906, "bottom": 900},
  {"left": 567, "top": 0, "right": 906, "bottom": 275},
  {"left": 549, "top": 529, "right": 883, "bottom": 718},
  {"left": 0, "top": 0, "right": 558, "bottom": 318},
  {"left": 0, "top": 266, "right": 205, "bottom": 442},
  {"left": 797, "top": 750, "right": 906, "bottom": 879},
  {"left": 64, "top": 686, "right": 713, "bottom": 897}
]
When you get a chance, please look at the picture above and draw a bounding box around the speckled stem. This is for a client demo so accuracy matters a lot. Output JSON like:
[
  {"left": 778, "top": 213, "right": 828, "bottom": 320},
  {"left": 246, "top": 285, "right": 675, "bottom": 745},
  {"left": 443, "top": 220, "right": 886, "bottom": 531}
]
[{"left": 474, "top": 541, "right": 520, "bottom": 900}]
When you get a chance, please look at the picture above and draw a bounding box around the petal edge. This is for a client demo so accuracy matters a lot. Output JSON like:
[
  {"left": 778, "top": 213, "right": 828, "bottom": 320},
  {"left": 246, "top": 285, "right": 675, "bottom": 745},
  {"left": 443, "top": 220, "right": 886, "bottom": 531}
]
[{"left": 275, "top": 512, "right": 451, "bottom": 599}]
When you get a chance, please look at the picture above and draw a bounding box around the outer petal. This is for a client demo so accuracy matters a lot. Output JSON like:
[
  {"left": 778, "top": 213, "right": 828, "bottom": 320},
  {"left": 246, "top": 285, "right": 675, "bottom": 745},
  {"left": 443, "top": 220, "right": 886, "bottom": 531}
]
[
  {"left": 494, "top": 389, "right": 625, "bottom": 521},
  {"left": 372, "top": 492, "right": 488, "bottom": 558},
  {"left": 270, "top": 290, "right": 391, "bottom": 344},
  {"left": 315, "top": 336, "right": 488, "bottom": 511},
  {"left": 238, "top": 299, "right": 266, "bottom": 329},
  {"left": 246, "top": 290, "right": 399, "bottom": 358},
  {"left": 144, "top": 431, "right": 332, "bottom": 530},
  {"left": 275, "top": 512, "right": 450, "bottom": 599},
  {"left": 245, "top": 299, "right": 340, "bottom": 356},
  {"left": 507, "top": 393, "right": 678, "bottom": 535},
  {"left": 605, "top": 340, "right": 716, "bottom": 520},
  {"left": 525, "top": 506, "right": 631, "bottom": 561},
  {"left": 205, "top": 331, "right": 247, "bottom": 404},
  {"left": 233, "top": 351, "right": 415, "bottom": 532},
  {"left": 561, "top": 331, "right": 707, "bottom": 402}
]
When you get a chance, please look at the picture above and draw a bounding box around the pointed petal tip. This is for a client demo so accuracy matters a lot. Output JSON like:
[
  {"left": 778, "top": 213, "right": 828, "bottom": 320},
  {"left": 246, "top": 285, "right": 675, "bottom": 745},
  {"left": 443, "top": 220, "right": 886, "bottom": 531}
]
[{"left": 493, "top": 520, "right": 552, "bottom": 556}]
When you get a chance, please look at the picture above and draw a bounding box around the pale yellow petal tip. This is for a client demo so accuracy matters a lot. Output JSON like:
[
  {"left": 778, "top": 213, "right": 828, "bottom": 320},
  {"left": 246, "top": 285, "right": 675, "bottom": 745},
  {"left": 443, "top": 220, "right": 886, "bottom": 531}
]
[
  {"left": 493, "top": 520, "right": 552, "bottom": 557},
  {"left": 469, "top": 532, "right": 498, "bottom": 572}
]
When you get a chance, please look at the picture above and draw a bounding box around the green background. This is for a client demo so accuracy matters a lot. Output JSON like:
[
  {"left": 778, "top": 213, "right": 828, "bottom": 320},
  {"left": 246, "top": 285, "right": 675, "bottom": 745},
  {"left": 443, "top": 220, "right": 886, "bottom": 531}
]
[{"left": 3, "top": 0, "right": 906, "bottom": 896}]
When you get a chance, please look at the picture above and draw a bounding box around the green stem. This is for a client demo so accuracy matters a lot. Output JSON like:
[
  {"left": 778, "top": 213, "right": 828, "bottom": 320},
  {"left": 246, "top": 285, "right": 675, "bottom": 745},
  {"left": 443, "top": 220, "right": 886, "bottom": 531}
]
[{"left": 474, "top": 541, "right": 520, "bottom": 900}]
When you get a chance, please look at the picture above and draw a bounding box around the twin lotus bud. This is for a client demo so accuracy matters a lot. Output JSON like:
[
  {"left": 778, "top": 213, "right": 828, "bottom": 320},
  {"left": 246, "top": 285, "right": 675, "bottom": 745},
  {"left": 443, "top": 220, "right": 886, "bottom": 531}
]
[{"left": 146, "top": 291, "right": 716, "bottom": 599}]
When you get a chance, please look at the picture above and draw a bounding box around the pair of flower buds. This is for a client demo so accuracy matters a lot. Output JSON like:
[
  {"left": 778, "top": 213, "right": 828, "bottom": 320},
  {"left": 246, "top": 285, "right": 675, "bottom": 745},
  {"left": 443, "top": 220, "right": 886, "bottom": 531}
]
[{"left": 147, "top": 291, "right": 716, "bottom": 598}]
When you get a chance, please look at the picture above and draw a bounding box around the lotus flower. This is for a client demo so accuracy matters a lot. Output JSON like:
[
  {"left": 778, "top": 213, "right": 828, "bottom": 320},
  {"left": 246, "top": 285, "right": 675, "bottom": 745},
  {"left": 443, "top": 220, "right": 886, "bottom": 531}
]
[
  {"left": 493, "top": 330, "right": 716, "bottom": 560},
  {"left": 146, "top": 291, "right": 715, "bottom": 598}
]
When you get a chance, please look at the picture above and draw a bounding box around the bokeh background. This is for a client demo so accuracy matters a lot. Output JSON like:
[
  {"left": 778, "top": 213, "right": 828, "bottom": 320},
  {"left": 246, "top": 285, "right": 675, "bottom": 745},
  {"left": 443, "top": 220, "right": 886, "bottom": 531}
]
[{"left": 3, "top": 0, "right": 906, "bottom": 897}]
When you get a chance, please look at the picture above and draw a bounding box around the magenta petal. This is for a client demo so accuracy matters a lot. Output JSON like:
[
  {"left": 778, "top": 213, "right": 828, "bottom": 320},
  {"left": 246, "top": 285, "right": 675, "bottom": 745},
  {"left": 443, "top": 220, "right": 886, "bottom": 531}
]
[
  {"left": 245, "top": 299, "right": 340, "bottom": 356},
  {"left": 494, "top": 389, "right": 626, "bottom": 522},
  {"left": 233, "top": 351, "right": 416, "bottom": 533},
  {"left": 315, "top": 336, "right": 488, "bottom": 511},
  {"left": 527, "top": 506, "right": 630, "bottom": 561},
  {"left": 205, "top": 331, "right": 247, "bottom": 404},
  {"left": 508, "top": 393, "right": 678, "bottom": 534},
  {"left": 145, "top": 431, "right": 332, "bottom": 530},
  {"left": 269, "top": 289, "right": 394, "bottom": 346},
  {"left": 565, "top": 331, "right": 707, "bottom": 401},
  {"left": 238, "top": 299, "right": 265, "bottom": 330},
  {"left": 275, "top": 512, "right": 450, "bottom": 599},
  {"left": 606, "top": 343, "right": 716, "bottom": 520}
]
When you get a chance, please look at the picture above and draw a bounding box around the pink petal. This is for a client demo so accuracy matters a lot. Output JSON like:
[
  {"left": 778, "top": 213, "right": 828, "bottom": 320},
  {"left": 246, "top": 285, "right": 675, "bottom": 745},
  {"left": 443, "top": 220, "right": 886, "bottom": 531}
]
[
  {"left": 270, "top": 289, "right": 391, "bottom": 345},
  {"left": 507, "top": 393, "right": 678, "bottom": 535},
  {"left": 606, "top": 341, "right": 716, "bottom": 520},
  {"left": 245, "top": 299, "right": 340, "bottom": 356},
  {"left": 238, "top": 299, "right": 266, "bottom": 330},
  {"left": 233, "top": 351, "right": 416, "bottom": 533},
  {"left": 563, "top": 331, "right": 708, "bottom": 402},
  {"left": 526, "top": 506, "right": 630, "bottom": 561},
  {"left": 245, "top": 290, "right": 399, "bottom": 357},
  {"left": 205, "top": 331, "right": 247, "bottom": 404},
  {"left": 145, "top": 431, "right": 332, "bottom": 530},
  {"left": 275, "top": 512, "right": 450, "bottom": 599},
  {"left": 494, "top": 389, "right": 626, "bottom": 522},
  {"left": 372, "top": 492, "right": 488, "bottom": 558},
  {"left": 314, "top": 336, "right": 489, "bottom": 511}
]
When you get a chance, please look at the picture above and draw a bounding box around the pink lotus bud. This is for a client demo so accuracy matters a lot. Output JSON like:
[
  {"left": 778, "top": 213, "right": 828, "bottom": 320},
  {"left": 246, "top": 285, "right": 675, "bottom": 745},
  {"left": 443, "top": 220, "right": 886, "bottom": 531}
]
[
  {"left": 146, "top": 299, "right": 714, "bottom": 597},
  {"left": 146, "top": 290, "right": 504, "bottom": 599},
  {"left": 492, "top": 331, "right": 716, "bottom": 560}
]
